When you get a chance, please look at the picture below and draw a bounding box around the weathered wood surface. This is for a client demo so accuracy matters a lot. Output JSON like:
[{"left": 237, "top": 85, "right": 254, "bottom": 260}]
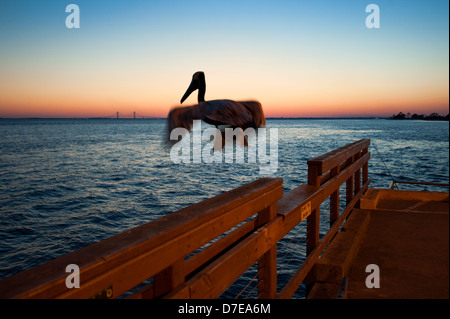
[
  {"left": 0, "top": 139, "right": 374, "bottom": 300},
  {"left": 307, "top": 139, "right": 370, "bottom": 175},
  {"left": 278, "top": 180, "right": 370, "bottom": 299},
  {"left": 0, "top": 178, "right": 283, "bottom": 299},
  {"left": 165, "top": 145, "right": 372, "bottom": 298}
]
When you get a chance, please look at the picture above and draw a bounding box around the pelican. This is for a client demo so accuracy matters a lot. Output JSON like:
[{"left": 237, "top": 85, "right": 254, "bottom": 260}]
[{"left": 167, "top": 71, "right": 265, "bottom": 147}]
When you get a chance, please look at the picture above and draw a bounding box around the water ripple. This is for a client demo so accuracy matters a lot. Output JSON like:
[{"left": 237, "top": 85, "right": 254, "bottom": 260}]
[{"left": 0, "top": 118, "right": 448, "bottom": 298}]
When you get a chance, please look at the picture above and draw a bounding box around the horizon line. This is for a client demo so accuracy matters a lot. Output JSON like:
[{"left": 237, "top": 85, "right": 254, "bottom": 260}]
[
  {"left": 0, "top": 116, "right": 389, "bottom": 120},
  {"left": 0, "top": 114, "right": 448, "bottom": 120}
]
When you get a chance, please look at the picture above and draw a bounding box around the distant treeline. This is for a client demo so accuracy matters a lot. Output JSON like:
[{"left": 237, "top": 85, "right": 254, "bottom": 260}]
[{"left": 390, "top": 112, "right": 449, "bottom": 121}]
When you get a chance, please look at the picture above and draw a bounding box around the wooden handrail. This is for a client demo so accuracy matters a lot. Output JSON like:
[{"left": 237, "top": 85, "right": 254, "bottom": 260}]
[
  {"left": 304, "top": 139, "right": 370, "bottom": 295},
  {"left": 307, "top": 139, "right": 370, "bottom": 176},
  {"left": 277, "top": 180, "right": 370, "bottom": 298},
  {"left": 0, "top": 140, "right": 371, "bottom": 299},
  {"left": 166, "top": 150, "right": 371, "bottom": 298},
  {"left": 0, "top": 178, "right": 283, "bottom": 299}
]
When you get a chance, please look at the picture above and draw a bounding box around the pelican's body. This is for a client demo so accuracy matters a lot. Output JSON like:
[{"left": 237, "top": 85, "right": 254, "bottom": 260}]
[
  {"left": 167, "top": 72, "right": 265, "bottom": 143},
  {"left": 168, "top": 99, "right": 265, "bottom": 133}
]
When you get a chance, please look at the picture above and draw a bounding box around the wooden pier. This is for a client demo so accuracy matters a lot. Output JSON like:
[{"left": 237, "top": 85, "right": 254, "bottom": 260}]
[
  {"left": 0, "top": 139, "right": 448, "bottom": 299},
  {"left": 308, "top": 188, "right": 448, "bottom": 299}
]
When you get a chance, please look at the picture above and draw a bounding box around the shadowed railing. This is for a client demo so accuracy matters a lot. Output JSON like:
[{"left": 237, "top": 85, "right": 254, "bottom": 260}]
[
  {"left": 277, "top": 138, "right": 370, "bottom": 297},
  {"left": 0, "top": 139, "right": 371, "bottom": 299}
]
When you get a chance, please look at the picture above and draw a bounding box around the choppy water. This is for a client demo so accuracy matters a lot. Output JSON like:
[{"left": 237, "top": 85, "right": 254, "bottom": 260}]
[{"left": 0, "top": 118, "right": 448, "bottom": 297}]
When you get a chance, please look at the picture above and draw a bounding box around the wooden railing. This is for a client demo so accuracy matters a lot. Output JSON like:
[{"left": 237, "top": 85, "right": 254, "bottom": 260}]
[
  {"left": 0, "top": 139, "right": 371, "bottom": 299},
  {"left": 277, "top": 138, "right": 370, "bottom": 298}
]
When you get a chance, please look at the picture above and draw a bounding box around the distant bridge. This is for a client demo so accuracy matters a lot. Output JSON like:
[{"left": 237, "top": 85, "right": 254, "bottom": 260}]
[{"left": 91, "top": 112, "right": 160, "bottom": 119}]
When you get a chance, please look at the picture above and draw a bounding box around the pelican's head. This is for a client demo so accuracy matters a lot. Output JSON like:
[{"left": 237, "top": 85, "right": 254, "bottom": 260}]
[{"left": 180, "top": 71, "right": 206, "bottom": 104}]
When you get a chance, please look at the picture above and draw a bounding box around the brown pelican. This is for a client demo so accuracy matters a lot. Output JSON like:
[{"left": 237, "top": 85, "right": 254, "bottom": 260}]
[{"left": 167, "top": 71, "right": 265, "bottom": 146}]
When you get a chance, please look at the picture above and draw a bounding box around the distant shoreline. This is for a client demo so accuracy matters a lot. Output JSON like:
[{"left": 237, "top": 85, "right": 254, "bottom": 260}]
[
  {"left": 390, "top": 112, "right": 449, "bottom": 121},
  {"left": 0, "top": 116, "right": 387, "bottom": 120},
  {"left": 0, "top": 116, "right": 448, "bottom": 121}
]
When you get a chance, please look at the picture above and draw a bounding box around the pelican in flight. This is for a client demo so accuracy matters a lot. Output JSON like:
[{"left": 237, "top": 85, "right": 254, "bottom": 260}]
[{"left": 167, "top": 71, "right": 265, "bottom": 147}]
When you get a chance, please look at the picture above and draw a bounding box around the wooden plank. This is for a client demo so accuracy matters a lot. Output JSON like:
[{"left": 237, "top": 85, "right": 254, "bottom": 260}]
[
  {"left": 330, "top": 166, "right": 340, "bottom": 226},
  {"left": 354, "top": 152, "right": 362, "bottom": 196},
  {"left": 277, "top": 180, "right": 370, "bottom": 299},
  {"left": 308, "top": 164, "right": 321, "bottom": 186},
  {"left": 154, "top": 259, "right": 185, "bottom": 297},
  {"left": 305, "top": 206, "right": 320, "bottom": 292},
  {"left": 164, "top": 151, "right": 371, "bottom": 299},
  {"left": 184, "top": 218, "right": 258, "bottom": 276},
  {"left": 307, "top": 139, "right": 369, "bottom": 166},
  {"left": 125, "top": 282, "right": 154, "bottom": 299},
  {"left": 277, "top": 185, "right": 317, "bottom": 219},
  {"left": 166, "top": 155, "right": 372, "bottom": 299},
  {"left": 258, "top": 246, "right": 277, "bottom": 298},
  {"left": 306, "top": 153, "right": 322, "bottom": 291},
  {"left": 128, "top": 219, "right": 258, "bottom": 298},
  {"left": 278, "top": 153, "right": 370, "bottom": 222},
  {"left": 317, "top": 153, "right": 369, "bottom": 211},
  {"left": 307, "top": 139, "right": 370, "bottom": 175},
  {"left": 258, "top": 203, "right": 277, "bottom": 225},
  {"left": 55, "top": 183, "right": 283, "bottom": 299},
  {"left": 1, "top": 140, "right": 374, "bottom": 300},
  {"left": 165, "top": 219, "right": 283, "bottom": 299},
  {"left": 306, "top": 209, "right": 320, "bottom": 255},
  {"left": 346, "top": 156, "right": 354, "bottom": 205},
  {"left": 362, "top": 147, "right": 369, "bottom": 183},
  {"left": 359, "top": 189, "right": 381, "bottom": 210},
  {"left": 258, "top": 204, "right": 277, "bottom": 298},
  {"left": 316, "top": 210, "right": 370, "bottom": 283},
  {"left": 167, "top": 178, "right": 371, "bottom": 299},
  {"left": 0, "top": 178, "right": 282, "bottom": 299}
]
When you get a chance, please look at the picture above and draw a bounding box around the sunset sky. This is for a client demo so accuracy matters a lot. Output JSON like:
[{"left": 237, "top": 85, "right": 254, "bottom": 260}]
[{"left": 0, "top": 0, "right": 448, "bottom": 118}]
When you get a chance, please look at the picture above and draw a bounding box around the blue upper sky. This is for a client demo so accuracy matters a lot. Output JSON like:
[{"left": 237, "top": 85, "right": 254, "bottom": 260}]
[{"left": 0, "top": 0, "right": 448, "bottom": 117}]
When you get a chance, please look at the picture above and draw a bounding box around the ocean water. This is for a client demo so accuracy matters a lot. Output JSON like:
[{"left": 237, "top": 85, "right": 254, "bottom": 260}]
[{"left": 0, "top": 118, "right": 448, "bottom": 298}]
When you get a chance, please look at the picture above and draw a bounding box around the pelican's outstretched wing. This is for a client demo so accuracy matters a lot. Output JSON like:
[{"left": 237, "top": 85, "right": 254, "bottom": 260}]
[
  {"left": 200, "top": 100, "right": 254, "bottom": 128},
  {"left": 239, "top": 101, "right": 265, "bottom": 127},
  {"left": 166, "top": 105, "right": 197, "bottom": 140}
]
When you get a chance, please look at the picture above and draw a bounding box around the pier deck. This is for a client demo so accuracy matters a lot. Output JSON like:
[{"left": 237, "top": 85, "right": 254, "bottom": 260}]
[
  {"left": 347, "top": 189, "right": 449, "bottom": 299},
  {"left": 310, "top": 188, "right": 449, "bottom": 299}
]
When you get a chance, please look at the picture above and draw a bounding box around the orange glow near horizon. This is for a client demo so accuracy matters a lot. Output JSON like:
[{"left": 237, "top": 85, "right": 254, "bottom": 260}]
[
  {"left": 0, "top": 92, "right": 448, "bottom": 119},
  {"left": 1, "top": 54, "right": 448, "bottom": 118},
  {"left": 1, "top": 70, "right": 448, "bottom": 118},
  {"left": 1, "top": 101, "right": 448, "bottom": 119}
]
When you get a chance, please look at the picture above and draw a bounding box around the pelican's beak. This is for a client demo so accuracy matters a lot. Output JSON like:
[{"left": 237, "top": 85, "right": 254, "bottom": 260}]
[{"left": 180, "top": 77, "right": 198, "bottom": 104}]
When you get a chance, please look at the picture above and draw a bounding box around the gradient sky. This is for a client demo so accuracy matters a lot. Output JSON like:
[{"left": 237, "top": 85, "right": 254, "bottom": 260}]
[{"left": 0, "top": 0, "right": 448, "bottom": 118}]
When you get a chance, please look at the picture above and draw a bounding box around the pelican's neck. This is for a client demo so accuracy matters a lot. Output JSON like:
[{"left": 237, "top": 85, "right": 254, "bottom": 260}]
[
  {"left": 198, "top": 88, "right": 205, "bottom": 103},
  {"left": 197, "top": 74, "right": 206, "bottom": 103}
]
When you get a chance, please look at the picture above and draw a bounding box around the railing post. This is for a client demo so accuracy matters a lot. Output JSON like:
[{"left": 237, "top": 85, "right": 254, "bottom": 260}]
[
  {"left": 346, "top": 156, "right": 354, "bottom": 205},
  {"left": 153, "top": 259, "right": 185, "bottom": 297},
  {"left": 354, "top": 151, "right": 362, "bottom": 208},
  {"left": 362, "top": 146, "right": 369, "bottom": 184},
  {"left": 354, "top": 151, "right": 361, "bottom": 194},
  {"left": 306, "top": 163, "right": 321, "bottom": 294},
  {"left": 257, "top": 203, "right": 277, "bottom": 298},
  {"left": 307, "top": 164, "right": 321, "bottom": 254},
  {"left": 330, "top": 166, "right": 340, "bottom": 226}
]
